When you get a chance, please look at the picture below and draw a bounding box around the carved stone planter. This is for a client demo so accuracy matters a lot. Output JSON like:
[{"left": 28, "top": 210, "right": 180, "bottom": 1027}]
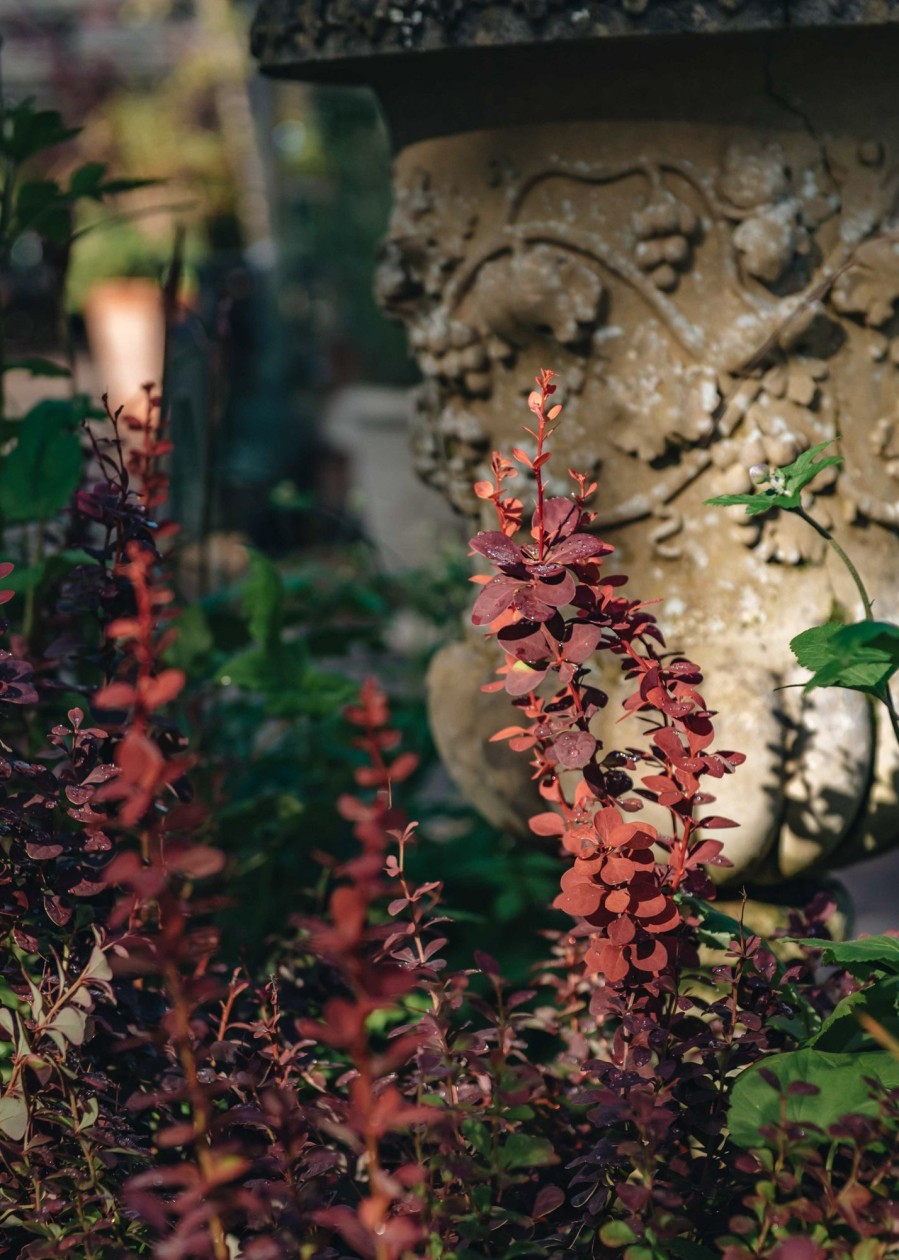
[{"left": 253, "top": 3, "right": 899, "bottom": 886}]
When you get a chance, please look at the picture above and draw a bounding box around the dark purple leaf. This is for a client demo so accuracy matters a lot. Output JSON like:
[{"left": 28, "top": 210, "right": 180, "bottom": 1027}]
[
  {"left": 505, "top": 660, "right": 548, "bottom": 696},
  {"left": 563, "top": 622, "right": 601, "bottom": 663},
  {"left": 471, "top": 575, "right": 519, "bottom": 625},
  {"left": 553, "top": 730, "right": 597, "bottom": 769},
  {"left": 542, "top": 497, "right": 579, "bottom": 540},
  {"left": 469, "top": 531, "right": 525, "bottom": 567},
  {"left": 551, "top": 535, "right": 613, "bottom": 564},
  {"left": 512, "top": 587, "right": 557, "bottom": 622},
  {"left": 533, "top": 570, "right": 576, "bottom": 607}
]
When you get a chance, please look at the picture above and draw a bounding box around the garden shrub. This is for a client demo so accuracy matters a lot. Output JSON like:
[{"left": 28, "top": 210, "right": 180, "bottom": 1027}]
[{"left": 0, "top": 354, "right": 896, "bottom": 1258}]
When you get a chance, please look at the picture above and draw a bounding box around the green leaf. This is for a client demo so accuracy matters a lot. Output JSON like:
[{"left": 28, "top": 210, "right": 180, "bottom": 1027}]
[
  {"left": 790, "top": 621, "right": 844, "bottom": 672},
  {"left": 498, "top": 1133, "right": 558, "bottom": 1170},
  {"left": 13, "top": 179, "right": 70, "bottom": 243},
  {"left": 0, "top": 101, "right": 80, "bottom": 162},
  {"left": 790, "top": 621, "right": 899, "bottom": 694},
  {"left": 791, "top": 934, "right": 899, "bottom": 977},
  {"left": 2, "top": 357, "right": 70, "bottom": 379},
  {"left": 808, "top": 976, "right": 899, "bottom": 1052},
  {"left": 706, "top": 440, "right": 841, "bottom": 517},
  {"left": 853, "top": 1241, "right": 886, "bottom": 1260},
  {"left": 68, "top": 162, "right": 109, "bottom": 200},
  {"left": 685, "top": 898, "right": 743, "bottom": 951},
  {"left": 704, "top": 489, "right": 800, "bottom": 516},
  {"left": 780, "top": 440, "right": 843, "bottom": 495},
  {"left": 242, "top": 550, "right": 283, "bottom": 651},
  {"left": 0, "top": 401, "right": 83, "bottom": 522},
  {"left": 217, "top": 638, "right": 355, "bottom": 718},
  {"left": 0, "top": 1093, "right": 28, "bottom": 1142},
  {"left": 165, "top": 605, "right": 214, "bottom": 675},
  {"left": 599, "top": 1221, "right": 638, "bottom": 1247},
  {"left": 728, "top": 1049, "right": 899, "bottom": 1148}
]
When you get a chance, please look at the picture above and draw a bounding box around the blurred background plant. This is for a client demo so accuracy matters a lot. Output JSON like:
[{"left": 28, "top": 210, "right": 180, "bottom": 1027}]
[
  {"left": 2, "top": 0, "right": 419, "bottom": 553},
  {"left": 0, "top": 6, "right": 553, "bottom": 983}
]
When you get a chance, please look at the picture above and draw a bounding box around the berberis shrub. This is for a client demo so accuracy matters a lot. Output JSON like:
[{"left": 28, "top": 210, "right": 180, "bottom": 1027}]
[{"left": 0, "top": 365, "right": 898, "bottom": 1260}]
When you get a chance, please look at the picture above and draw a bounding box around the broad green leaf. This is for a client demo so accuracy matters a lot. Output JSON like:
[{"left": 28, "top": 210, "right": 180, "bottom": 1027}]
[
  {"left": 790, "top": 621, "right": 899, "bottom": 694},
  {"left": 0, "top": 401, "right": 83, "bottom": 522},
  {"left": 808, "top": 976, "right": 899, "bottom": 1052},
  {"left": 791, "top": 934, "right": 899, "bottom": 976},
  {"left": 2, "top": 357, "right": 70, "bottom": 379},
  {"left": 242, "top": 549, "right": 283, "bottom": 651},
  {"left": 790, "top": 621, "right": 843, "bottom": 671},
  {"left": 498, "top": 1133, "right": 557, "bottom": 1170},
  {"left": 728, "top": 1049, "right": 899, "bottom": 1148}
]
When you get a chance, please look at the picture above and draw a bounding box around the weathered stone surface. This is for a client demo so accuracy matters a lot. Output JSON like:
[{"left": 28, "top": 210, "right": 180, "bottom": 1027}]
[
  {"left": 252, "top": 0, "right": 899, "bottom": 78},
  {"left": 426, "top": 634, "right": 542, "bottom": 837},
  {"left": 384, "top": 88, "right": 899, "bottom": 882},
  {"left": 252, "top": 5, "right": 899, "bottom": 885}
]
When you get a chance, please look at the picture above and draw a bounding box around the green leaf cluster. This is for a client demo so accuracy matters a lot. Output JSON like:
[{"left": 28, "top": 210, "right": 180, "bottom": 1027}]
[
  {"left": 216, "top": 551, "right": 355, "bottom": 719},
  {"left": 790, "top": 620, "right": 899, "bottom": 695},
  {"left": 728, "top": 1048, "right": 899, "bottom": 1148},
  {"left": 705, "top": 439, "right": 841, "bottom": 516},
  {"left": 729, "top": 935, "right": 899, "bottom": 1148}
]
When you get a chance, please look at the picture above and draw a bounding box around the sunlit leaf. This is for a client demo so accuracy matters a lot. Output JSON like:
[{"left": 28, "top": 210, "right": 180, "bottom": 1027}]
[
  {"left": 790, "top": 621, "right": 899, "bottom": 694},
  {"left": 728, "top": 1049, "right": 899, "bottom": 1148}
]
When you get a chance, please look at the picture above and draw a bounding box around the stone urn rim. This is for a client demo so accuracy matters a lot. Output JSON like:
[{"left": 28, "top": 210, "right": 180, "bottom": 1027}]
[{"left": 251, "top": 1, "right": 899, "bottom": 86}]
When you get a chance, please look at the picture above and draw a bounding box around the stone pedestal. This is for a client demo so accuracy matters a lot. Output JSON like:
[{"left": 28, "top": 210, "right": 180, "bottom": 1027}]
[{"left": 253, "top": 4, "right": 899, "bottom": 885}]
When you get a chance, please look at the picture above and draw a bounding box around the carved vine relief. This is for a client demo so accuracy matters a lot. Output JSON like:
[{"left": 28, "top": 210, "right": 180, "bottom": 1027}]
[
  {"left": 377, "top": 123, "right": 899, "bottom": 883},
  {"left": 379, "top": 133, "right": 899, "bottom": 536}
]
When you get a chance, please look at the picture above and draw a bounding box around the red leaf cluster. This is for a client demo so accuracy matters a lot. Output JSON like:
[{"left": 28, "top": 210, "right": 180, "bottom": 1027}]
[{"left": 470, "top": 369, "right": 740, "bottom": 989}]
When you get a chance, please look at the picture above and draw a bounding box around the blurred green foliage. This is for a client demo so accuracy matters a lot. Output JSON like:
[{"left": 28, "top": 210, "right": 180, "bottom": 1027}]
[{"left": 174, "top": 542, "right": 560, "bottom": 979}]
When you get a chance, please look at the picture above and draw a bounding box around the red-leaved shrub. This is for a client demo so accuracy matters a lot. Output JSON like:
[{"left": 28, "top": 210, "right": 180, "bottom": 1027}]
[{"left": 0, "top": 370, "right": 895, "bottom": 1260}]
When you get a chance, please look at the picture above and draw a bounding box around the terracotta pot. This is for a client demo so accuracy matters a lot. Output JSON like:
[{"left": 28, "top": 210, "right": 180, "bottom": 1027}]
[{"left": 83, "top": 277, "right": 165, "bottom": 415}]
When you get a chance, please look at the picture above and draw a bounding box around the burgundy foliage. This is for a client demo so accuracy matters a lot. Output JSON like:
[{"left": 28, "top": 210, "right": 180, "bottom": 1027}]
[{"left": 0, "top": 370, "right": 896, "bottom": 1259}]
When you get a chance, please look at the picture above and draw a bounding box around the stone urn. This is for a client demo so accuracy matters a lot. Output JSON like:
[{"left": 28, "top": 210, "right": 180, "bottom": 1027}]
[{"left": 253, "top": 3, "right": 899, "bottom": 887}]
